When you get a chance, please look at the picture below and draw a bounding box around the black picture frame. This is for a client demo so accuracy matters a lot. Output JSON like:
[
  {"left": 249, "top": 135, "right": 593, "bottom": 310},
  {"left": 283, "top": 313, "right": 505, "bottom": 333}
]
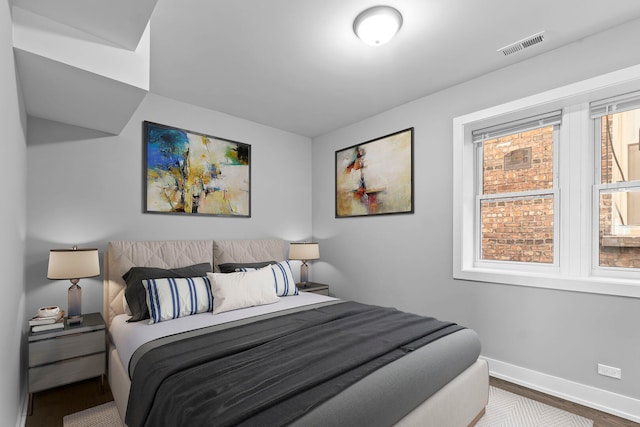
[
  {"left": 143, "top": 121, "right": 251, "bottom": 217},
  {"left": 335, "top": 128, "right": 414, "bottom": 218}
]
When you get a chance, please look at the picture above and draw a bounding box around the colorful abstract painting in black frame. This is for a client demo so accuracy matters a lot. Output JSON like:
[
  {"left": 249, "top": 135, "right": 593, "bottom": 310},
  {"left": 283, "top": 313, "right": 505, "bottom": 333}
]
[
  {"left": 144, "top": 121, "right": 251, "bottom": 217},
  {"left": 335, "top": 128, "right": 414, "bottom": 218}
]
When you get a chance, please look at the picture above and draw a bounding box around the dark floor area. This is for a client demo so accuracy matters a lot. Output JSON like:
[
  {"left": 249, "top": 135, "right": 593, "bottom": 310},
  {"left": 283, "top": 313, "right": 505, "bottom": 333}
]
[{"left": 26, "top": 375, "right": 638, "bottom": 427}]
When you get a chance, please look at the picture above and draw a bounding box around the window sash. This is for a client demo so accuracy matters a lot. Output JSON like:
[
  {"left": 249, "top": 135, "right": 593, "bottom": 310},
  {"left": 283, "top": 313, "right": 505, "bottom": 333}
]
[
  {"left": 592, "top": 186, "right": 640, "bottom": 273},
  {"left": 478, "top": 188, "right": 555, "bottom": 202},
  {"left": 474, "top": 123, "right": 559, "bottom": 267},
  {"left": 592, "top": 102, "right": 640, "bottom": 274},
  {"left": 475, "top": 190, "right": 558, "bottom": 266},
  {"left": 593, "top": 109, "right": 640, "bottom": 187}
]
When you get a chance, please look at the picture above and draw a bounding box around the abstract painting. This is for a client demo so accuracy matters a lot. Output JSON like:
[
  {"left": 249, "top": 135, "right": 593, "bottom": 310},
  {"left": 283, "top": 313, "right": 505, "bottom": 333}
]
[
  {"left": 144, "top": 121, "right": 251, "bottom": 216},
  {"left": 335, "top": 128, "right": 414, "bottom": 217}
]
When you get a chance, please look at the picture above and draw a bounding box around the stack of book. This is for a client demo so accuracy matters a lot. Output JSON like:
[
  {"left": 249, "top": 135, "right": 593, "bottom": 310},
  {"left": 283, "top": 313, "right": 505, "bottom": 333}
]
[{"left": 29, "top": 310, "right": 65, "bottom": 333}]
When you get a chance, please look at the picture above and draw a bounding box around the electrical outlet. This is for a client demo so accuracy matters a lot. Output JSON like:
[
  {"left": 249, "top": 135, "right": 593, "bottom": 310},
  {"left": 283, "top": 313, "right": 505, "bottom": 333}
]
[{"left": 597, "top": 363, "right": 622, "bottom": 379}]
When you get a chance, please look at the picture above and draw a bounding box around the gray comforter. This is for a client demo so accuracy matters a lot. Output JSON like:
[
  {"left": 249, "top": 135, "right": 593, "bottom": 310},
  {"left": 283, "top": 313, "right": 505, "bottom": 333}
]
[{"left": 126, "top": 301, "right": 464, "bottom": 427}]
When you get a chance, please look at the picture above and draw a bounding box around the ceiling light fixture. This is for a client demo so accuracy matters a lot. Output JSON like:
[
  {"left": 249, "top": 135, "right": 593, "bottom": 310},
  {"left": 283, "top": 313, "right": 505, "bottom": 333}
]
[{"left": 353, "top": 6, "right": 403, "bottom": 47}]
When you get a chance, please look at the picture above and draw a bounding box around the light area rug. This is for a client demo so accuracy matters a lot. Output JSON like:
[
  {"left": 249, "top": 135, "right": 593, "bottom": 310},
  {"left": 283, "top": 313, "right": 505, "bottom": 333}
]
[
  {"left": 63, "top": 386, "right": 594, "bottom": 427},
  {"left": 63, "top": 402, "right": 123, "bottom": 427},
  {"left": 476, "top": 386, "right": 593, "bottom": 427}
]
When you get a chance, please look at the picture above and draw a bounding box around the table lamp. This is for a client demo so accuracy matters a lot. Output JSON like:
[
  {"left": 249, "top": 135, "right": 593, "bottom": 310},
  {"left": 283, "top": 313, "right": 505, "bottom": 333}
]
[
  {"left": 47, "top": 246, "right": 100, "bottom": 323},
  {"left": 288, "top": 242, "right": 320, "bottom": 285}
]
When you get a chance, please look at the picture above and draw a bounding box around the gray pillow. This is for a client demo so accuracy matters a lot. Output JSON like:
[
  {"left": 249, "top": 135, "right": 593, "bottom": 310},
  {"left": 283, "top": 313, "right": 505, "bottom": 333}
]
[
  {"left": 218, "top": 261, "right": 276, "bottom": 274},
  {"left": 123, "top": 263, "right": 212, "bottom": 322}
]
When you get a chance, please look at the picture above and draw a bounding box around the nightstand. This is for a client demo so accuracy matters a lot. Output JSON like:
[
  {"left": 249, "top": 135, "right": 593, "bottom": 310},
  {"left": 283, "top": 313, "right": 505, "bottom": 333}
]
[
  {"left": 297, "top": 282, "right": 329, "bottom": 296},
  {"left": 28, "top": 312, "right": 106, "bottom": 415}
]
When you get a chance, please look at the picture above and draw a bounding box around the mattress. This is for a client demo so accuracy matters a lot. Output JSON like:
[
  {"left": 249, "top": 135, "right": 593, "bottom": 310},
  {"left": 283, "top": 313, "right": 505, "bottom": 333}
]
[{"left": 110, "top": 291, "right": 338, "bottom": 375}]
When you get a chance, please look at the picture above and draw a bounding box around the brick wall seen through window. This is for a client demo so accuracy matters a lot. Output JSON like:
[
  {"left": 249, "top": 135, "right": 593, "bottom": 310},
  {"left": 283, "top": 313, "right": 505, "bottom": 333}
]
[{"left": 481, "top": 126, "right": 554, "bottom": 263}]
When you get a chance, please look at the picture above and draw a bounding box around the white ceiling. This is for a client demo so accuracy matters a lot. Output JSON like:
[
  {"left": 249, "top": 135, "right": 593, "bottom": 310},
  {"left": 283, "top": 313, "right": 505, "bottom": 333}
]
[
  {"left": 12, "top": 0, "right": 640, "bottom": 138},
  {"left": 12, "top": 0, "right": 156, "bottom": 134},
  {"left": 12, "top": 0, "right": 156, "bottom": 50}
]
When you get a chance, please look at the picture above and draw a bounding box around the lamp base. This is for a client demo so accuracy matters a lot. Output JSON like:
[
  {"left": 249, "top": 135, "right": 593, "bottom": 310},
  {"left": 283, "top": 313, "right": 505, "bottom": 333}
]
[
  {"left": 300, "top": 262, "right": 309, "bottom": 283},
  {"left": 297, "top": 281, "right": 312, "bottom": 289},
  {"left": 67, "top": 316, "right": 83, "bottom": 325},
  {"left": 68, "top": 283, "right": 82, "bottom": 322}
]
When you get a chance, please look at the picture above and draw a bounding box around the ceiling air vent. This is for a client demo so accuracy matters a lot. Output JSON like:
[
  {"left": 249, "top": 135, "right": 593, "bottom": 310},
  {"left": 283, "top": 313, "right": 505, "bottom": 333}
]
[{"left": 497, "top": 31, "right": 545, "bottom": 56}]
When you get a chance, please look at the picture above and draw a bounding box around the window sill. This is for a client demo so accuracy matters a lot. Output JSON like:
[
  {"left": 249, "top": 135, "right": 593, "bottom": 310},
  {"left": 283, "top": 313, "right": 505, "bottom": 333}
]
[{"left": 454, "top": 267, "right": 640, "bottom": 299}]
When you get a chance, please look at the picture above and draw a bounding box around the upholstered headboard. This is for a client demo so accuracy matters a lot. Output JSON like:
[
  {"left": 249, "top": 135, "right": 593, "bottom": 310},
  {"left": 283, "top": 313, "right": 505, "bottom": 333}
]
[{"left": 103, "top": 239, "right": 286, "bottom": 327}]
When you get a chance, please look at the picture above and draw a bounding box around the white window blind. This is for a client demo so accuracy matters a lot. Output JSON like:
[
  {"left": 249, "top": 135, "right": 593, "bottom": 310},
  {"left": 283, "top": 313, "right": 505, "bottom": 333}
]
[
  {"left": 471, "top": 111, "right": 562, "bottom": 144},
  {"left": 590, "top": 90, "right": 640, "bottom": 118}
]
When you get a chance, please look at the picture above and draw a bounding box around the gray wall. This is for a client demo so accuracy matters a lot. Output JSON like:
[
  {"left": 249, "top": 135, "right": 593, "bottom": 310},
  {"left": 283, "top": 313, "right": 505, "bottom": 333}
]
[
  {"left": 312, "top": 19, "right": 640, "bottom": 401},
  {"left": 1, "top": 1, "right": 28, "bottom": 425},
  {"left": 25, "top": 92, "right": 313, "bottom": 326}
]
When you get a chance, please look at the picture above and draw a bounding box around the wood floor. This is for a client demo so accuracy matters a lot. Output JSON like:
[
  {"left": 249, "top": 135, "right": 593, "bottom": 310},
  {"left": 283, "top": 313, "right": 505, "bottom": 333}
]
[
  {"left": 26, "top": 377, "right": 113, "bottom": 427},
  {"left": 25, "top": 376, "right": 638, "bottom": 426},
  {"left": 490, "top": 377, "right": 639, "bottom": 427}
]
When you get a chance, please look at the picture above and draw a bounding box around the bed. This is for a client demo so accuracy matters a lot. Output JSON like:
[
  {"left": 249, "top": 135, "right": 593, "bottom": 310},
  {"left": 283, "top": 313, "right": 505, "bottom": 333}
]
[{"left": 103, "top": 239, "right": 488, "bottom": 426}]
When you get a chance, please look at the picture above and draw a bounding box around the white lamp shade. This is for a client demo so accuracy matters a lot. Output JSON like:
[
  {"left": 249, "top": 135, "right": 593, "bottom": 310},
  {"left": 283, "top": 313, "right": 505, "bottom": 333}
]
[
  {"left": 288, "top": 243, "right": 320, "bottom": 261},
  {"left": 353, "top": 6, "right": 403, "bottom": 46},
  {"left": 47, "top": 248, "right": 100, "bottom": 280}
]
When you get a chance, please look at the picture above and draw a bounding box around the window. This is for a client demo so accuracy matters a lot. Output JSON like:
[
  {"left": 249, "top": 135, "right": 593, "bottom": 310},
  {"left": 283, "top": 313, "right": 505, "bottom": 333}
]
[
  {"left": 453, "top": 65, "right": 640, "bottom": 298},
  {"left": 592, "top": 94, "right": 640, "bottom": 270},
  {"left": 473, "top": 113, "right": 560, "bottom": 266}
]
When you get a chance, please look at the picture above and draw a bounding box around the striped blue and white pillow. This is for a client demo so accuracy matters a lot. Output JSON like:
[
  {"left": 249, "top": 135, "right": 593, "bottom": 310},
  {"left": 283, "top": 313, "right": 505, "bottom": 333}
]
[
  {"left": 269, "top": 260, "right": 298, "bottom": 296},
  {"left": 237, "top": 260, "right": 298, "bottom": 296},
  {"left": 142, "top": 276, "right": 213, "bottom": 324}
]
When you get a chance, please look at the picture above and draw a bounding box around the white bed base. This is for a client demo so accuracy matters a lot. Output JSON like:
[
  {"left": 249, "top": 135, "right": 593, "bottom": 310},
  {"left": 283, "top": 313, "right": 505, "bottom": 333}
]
[{"left": 103, "top": 239, "right": 488, "bottom": 426}]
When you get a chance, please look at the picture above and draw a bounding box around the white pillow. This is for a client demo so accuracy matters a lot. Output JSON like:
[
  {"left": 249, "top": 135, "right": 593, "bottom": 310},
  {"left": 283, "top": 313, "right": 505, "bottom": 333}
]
[
  {"left": 236, "top": 260, "right": 298, "bottom": 297},
  {"left": 143, "top": 277, "right": 213, "bottom": 324},
  {"left": 207, "top": 268, "right": 279, "bottom": 314}
]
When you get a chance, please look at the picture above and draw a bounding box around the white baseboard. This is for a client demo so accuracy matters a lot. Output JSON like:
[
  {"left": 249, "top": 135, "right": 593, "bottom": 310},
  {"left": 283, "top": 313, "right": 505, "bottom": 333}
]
[{"left": 481, "top": 356, "right": 640, "bottom": 423}]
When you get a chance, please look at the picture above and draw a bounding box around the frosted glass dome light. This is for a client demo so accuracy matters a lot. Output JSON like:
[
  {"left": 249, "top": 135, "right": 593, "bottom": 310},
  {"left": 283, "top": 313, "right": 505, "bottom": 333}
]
[{"left": 353, "top": 6, "right": 403, "bottom": 46}]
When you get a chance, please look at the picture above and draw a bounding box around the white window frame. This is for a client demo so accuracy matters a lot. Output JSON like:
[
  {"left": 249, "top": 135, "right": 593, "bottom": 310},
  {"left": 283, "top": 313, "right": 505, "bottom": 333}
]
[
  {"left": 453, "top": 64, "right": 640, "bottom": 298},
  {"left": 591, "top": 93, "right": 640, "bottom": 281},
  {"left": 473, "top": 115, "right": 560, "bottom": 271}
]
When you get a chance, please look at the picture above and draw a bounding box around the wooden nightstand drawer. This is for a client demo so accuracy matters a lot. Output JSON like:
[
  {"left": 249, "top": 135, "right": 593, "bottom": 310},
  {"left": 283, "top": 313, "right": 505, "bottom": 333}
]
[
  {"left": 29, "top": 352, "right": 105, "bottom": 393},
  {"left": 29, "top": 330, "right": 105, "bottom": 367}
]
